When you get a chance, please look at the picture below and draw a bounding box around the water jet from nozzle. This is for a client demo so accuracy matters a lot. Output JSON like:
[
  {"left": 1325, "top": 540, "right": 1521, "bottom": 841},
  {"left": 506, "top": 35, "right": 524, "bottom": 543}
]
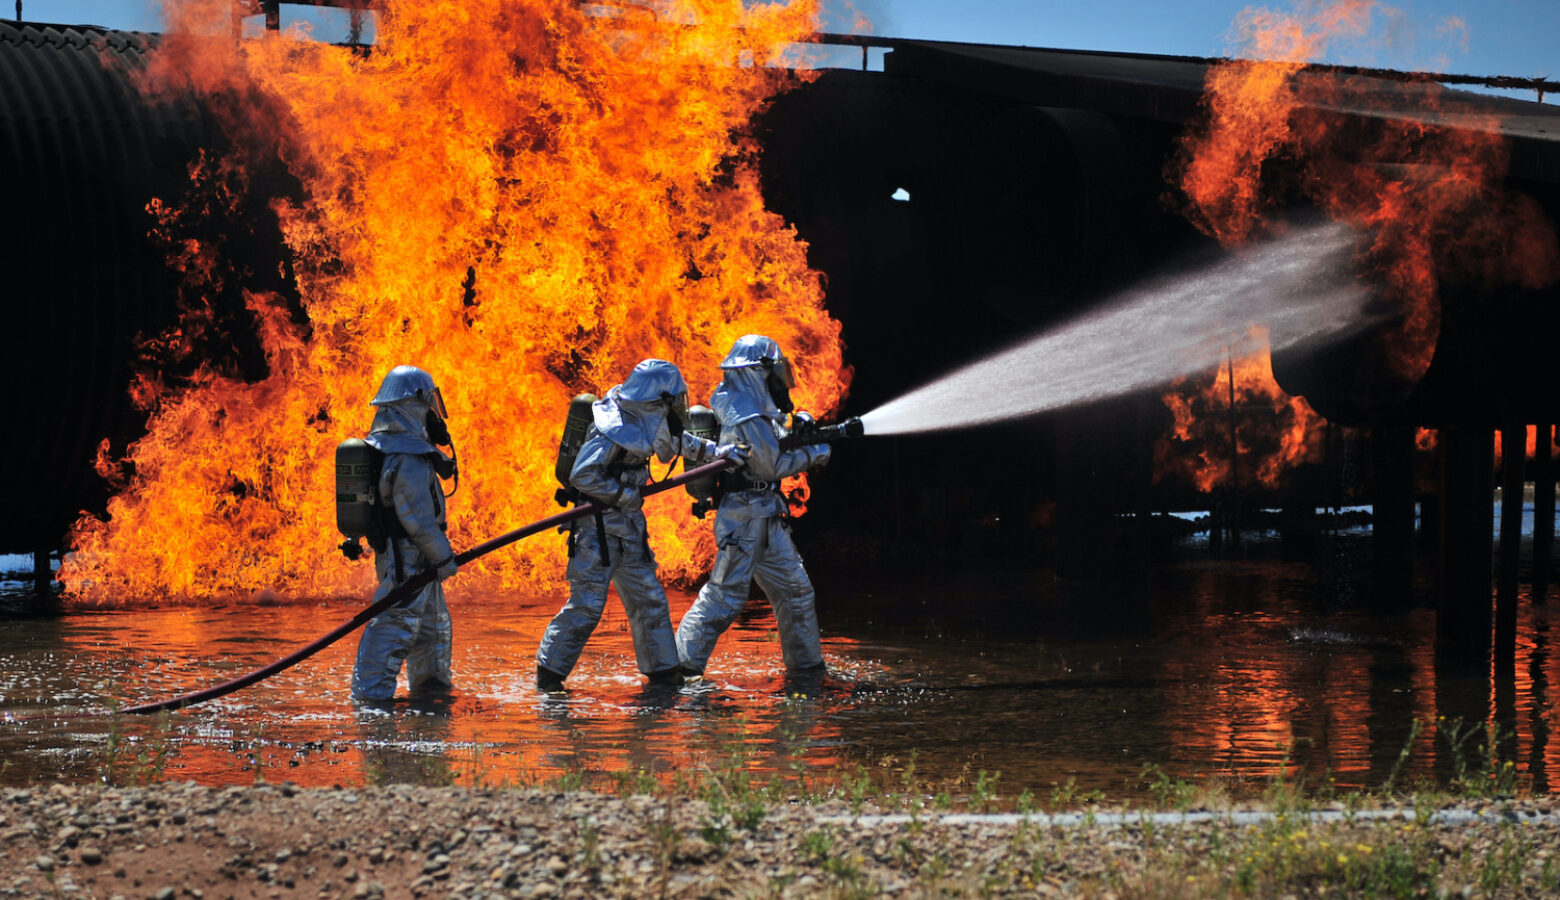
[{"left": 858, "top": 222, "right": 1378, "bottom": 437}]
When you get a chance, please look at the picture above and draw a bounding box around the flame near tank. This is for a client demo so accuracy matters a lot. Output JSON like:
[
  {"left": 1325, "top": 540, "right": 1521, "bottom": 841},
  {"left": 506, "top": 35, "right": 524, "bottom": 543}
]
[
  {"left": 1157, "top": 335, "right": 1326, "bottom": 495},
  {"left": 60, "top": 0, "right": 849, "bottom": 607},
  {"left": 1159, "top": 0, "right": 1559, "bottom": 493}
]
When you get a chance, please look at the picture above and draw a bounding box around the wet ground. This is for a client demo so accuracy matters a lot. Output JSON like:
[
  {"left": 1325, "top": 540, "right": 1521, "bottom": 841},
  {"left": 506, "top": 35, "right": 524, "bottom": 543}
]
[{"left": 2, "top": 511, "right": 1557, "bottom": 800}]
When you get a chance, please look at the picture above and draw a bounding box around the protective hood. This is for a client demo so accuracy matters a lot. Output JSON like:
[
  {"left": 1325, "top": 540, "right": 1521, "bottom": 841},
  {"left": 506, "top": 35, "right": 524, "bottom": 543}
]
[
  {"left": 594, "top": 386, "right": 685, "bottom": 461},
  {"left": 719, "top": 334, "right": 785, "bottom": 373},
  {"left": 711, "top": 366, "right": 781, "bottom": 427},
  {"left": 364, "top": 402, "right": 439, "bottom": 455},
  {"left": 592, "top": 359, "right": 690, "bottom": 462},
  {"left": 617, "top": 358, "right": 688, "bottom": 403}
]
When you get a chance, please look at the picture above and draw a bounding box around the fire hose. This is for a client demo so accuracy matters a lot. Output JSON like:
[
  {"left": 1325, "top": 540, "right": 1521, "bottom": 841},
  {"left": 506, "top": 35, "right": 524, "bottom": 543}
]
[{"left": 114, "top": 457, "right": 738, "bottom": 716}]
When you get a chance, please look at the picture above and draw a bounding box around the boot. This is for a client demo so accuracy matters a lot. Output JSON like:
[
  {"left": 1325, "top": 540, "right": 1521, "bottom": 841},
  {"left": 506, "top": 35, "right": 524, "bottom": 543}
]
[
  {"left": 536, "top": 666, "right": 566, "bottom": 692},
  {"left": 646, "top": 666, "right": 685, "bottom": 687}
]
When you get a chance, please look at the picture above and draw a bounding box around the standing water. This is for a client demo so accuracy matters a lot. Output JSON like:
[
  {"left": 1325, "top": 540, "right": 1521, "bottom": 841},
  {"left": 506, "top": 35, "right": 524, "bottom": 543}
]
[
  {"left": 2, "top": 533, "right": 1557, "bottom": 797},
  {"left": 861, "top": 222, "right": 1375, "bottom": 435}
]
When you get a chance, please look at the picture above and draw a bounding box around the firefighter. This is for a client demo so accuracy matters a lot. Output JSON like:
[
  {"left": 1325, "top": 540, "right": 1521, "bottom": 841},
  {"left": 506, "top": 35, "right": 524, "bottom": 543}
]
[
  {"left": 536, "top": 359, "right": 745, "bottom": 691},
  {"left": 351, "top": 365, "right": 461, "bottom": 704},
  {"left": 676, "top": 335, "right": 831, "bottom": 677}
]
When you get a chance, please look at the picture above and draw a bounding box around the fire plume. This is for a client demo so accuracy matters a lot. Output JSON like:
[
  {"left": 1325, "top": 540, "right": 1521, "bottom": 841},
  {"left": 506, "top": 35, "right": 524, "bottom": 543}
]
[
  {"left": 1162, "top": 0, "right": 1559, "bottom": 491},
  {"left": 61, "top": 0, "right": 848, "bottom": 606}
]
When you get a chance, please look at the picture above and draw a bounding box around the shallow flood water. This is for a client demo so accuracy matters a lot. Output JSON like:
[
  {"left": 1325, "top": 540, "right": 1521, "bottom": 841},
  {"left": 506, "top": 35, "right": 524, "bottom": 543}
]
[{"left": 2, "top": 521, "right": 1557, "bottom": 801}]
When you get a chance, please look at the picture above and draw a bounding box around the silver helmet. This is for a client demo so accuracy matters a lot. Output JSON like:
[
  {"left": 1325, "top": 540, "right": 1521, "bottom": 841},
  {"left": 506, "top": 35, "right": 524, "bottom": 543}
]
[
  {"left": 718, "top": 334, "right": 794, "bottom": 389},
  {"left": 371, "top": 365, "right": 448, "bottom": 419}
]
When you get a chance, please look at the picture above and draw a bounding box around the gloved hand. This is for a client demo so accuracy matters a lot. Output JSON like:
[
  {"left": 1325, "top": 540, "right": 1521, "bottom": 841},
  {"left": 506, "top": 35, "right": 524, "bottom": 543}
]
[
  {"left": 809, "top": 444, "right": 832, "bottom": 469},
  {"left": 433, "top": 555, "right": 459, "bottom": 582},
  {"left": 618, "top": 486, "right": 644, "bottom": 513},
  {"left": 715, "top": 442, "right": 750, "bottom": 467}
]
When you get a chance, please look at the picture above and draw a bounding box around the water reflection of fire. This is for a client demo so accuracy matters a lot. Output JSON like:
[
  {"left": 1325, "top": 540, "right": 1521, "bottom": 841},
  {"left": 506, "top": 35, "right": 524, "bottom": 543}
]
[
  {"left": 52, "top": 597, "right": 853, "bottom": 790},
  {"left": 1162, "top": 0, "right": 1558, "bottom": 493},
  {"left": 60, "top": 0, "right": 848, "bottom": 607}
]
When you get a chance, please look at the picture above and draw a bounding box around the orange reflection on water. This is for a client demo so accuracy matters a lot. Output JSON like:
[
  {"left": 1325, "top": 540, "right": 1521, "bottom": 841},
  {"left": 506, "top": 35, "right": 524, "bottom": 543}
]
[
  {"left": 1508, "top": 588, "right": 1560, "bottom": 793},
  {"left": 27, "top": 594, "right": 853, "bottom": 791},
  {"left": 1158, "top": 577, "right": 1560, "bottom": 793},
  {"left": 1155, "top": 563, "right": 1444, "bottom": 790},
  {"left": 13, "top": 546, "right": 1560, "bottom": 798},
  {"left": 1315, "top": 651, "right": 1371, "bottom": 786}
]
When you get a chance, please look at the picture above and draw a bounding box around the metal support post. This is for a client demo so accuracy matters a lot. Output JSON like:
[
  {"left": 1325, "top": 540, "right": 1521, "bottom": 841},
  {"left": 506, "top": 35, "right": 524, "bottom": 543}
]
[
  {"left": 1436, "top": 427, "right": 1494, "bottom": 659},
  {"left": 1497, "top": 422, "right": 1526, "bottom": 665},
  {"left": 1372, "top": 426, "right": 1416, "bottom": 604},
  {"left": 1535, "top": 424, "right": 1556, "bottom": 597},
  {"left": 33, "top": 548, "right": 50, "bottom": 596}
]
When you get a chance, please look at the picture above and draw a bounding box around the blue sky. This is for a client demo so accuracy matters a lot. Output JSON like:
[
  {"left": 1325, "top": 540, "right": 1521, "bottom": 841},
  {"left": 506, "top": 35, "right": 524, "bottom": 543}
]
[{"left": 18, "top": 0, "right": 1557, "bottom": 85}]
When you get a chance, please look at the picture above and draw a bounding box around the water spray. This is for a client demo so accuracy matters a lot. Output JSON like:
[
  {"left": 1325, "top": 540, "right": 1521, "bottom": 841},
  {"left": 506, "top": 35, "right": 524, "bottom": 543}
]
[{"left": 857, "top": 222, "right": 1378, "bottom": 437}]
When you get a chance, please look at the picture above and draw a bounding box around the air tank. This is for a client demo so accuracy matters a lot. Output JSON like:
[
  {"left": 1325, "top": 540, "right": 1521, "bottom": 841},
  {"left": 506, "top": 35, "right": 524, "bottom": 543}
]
[
  {"left": 683, "top": 405, "right": 720, "bottom": 517},
  {"left": 553, "top": 393, "right": 597, "bottom": 505}
]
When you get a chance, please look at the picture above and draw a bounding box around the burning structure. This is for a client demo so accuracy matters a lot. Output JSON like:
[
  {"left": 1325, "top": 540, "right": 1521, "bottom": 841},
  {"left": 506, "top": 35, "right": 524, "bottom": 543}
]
[{"left": 3, "top": 2, "right": 1559, "bottom": 658}]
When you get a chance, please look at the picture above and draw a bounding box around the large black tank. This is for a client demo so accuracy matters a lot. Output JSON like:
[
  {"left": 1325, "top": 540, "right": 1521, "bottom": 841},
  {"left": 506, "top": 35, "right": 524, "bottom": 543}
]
[
  {"left": 0, "top": 22, "right": 202, "bottom": 552},
  {"left": 1, "top": 21, "right": 297, "bottom": 555}
]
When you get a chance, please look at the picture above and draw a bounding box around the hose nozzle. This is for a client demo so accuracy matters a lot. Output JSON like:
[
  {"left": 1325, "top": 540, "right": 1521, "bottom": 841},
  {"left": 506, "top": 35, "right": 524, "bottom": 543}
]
[{"left": 779, "top": 416, "right": 864, "bottom": 450}]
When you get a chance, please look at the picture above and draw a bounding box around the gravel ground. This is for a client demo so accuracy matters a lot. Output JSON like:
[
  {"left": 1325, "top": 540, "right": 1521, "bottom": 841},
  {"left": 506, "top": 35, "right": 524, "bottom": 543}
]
[{"left": 5, "top": 782, "right": 1560, "bottom": 899}]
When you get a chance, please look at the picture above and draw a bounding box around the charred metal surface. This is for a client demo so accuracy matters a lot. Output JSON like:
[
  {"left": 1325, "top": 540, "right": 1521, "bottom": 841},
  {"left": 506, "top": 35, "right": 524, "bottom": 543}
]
[
  {"left": 883, "top": 41, "right": 1210, "bottom": 124},
  {"left": 878, "top": 38, "right": 1560, "bottom": 183},
  {"left": 0, "top": 21, "right": 294, "bottom": 554},
  {"left": 0, "top": 23, "right": 199, "bottom": 552},
  {"left": 753, "top": 68, "right": 1193, "bottom": 411}
]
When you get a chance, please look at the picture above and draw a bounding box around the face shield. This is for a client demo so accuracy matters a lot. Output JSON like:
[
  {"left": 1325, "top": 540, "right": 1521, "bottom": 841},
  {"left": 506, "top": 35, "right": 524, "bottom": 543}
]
[
  {"left": 762, "top": 355, "right": 795, "bottom": 414},
  {"left": 426, "top": 386, "right": 449, "bottom": 420},
  {"left": 661, "top": 390, "right": 690, "bottom": 439},
  {"left": 768, "top": 355, "right": 796, "bottom": 390},
  {"left": 422, "top": 386, "right": 453, "bottom": 448}
]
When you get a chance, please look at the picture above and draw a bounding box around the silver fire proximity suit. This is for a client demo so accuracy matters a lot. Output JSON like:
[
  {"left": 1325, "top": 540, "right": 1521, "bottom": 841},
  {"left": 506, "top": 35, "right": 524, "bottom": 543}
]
[
  {"left": 351, "top": 366, "right": 460, "bottom": 703},
  {"left": 536, "top": 359, "right": 737, "bottom": 688},
  {"left": 676, "top": 336, "right": 831, "bottom": 675}
]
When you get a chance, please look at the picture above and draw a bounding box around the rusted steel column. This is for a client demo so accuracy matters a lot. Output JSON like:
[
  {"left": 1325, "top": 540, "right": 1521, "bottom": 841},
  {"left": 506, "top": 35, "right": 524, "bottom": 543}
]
[
  {"left": 1436, "top": 427, "right": 1494, "bottom": 658},
  {"left": 1372, "top": 426, "right": 1416, "bottom": 603},
  {"left": 1498, "top": 422, "right": 1526, "bottom": 664},
  {"left": 1535, "top": 424, "right": 1556, "bottom": 594}
]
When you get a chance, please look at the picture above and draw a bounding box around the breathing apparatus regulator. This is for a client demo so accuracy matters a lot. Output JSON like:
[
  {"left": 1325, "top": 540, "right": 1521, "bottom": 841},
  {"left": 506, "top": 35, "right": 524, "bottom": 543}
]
[{"left": 426, "top": 409, "right": 459, "bottom": 496}]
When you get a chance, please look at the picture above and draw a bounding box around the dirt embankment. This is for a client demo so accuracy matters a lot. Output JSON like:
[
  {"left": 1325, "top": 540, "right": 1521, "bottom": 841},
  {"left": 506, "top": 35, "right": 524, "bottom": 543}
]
[{"left": 5, "top": 782, "right": 1560, "bottom": 898}]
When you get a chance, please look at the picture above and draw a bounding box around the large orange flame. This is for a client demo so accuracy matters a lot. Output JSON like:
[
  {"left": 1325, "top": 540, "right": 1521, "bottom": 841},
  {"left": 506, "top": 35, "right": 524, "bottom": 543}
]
[
  {"left": 1160, "top": 0, "right": 1559, "bottom": 493},
  {"left": 61, "top": 0, "right": 848, "bottom": 607},
  {"left": 1157, "top": 333, "right": 1327, "bottom": 494}
]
